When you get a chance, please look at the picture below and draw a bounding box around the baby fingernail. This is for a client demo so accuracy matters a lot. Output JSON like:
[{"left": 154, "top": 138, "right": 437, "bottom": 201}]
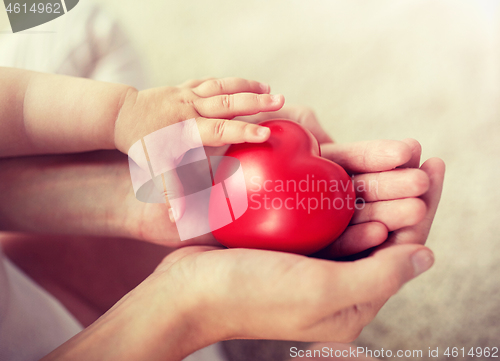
[
  {"left": 260, "top": 83, "right": 270, "bottom": 93},
  {"left": 256, "top": 126, "right": 270, "bottom": 138},
  {"left": 411, "top": 249, "right": 434, "bottom": 277}
]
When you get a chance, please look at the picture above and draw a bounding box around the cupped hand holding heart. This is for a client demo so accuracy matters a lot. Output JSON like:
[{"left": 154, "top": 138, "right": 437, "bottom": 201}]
[
  {"left": 38, "top": 106, "right": 443, "bottom": 361},
  {"left": 131, "top": 106, "right": 434, "bottom": 259},
  {"left": 207, "top": 111, "right": 431, "bottom": 258}
]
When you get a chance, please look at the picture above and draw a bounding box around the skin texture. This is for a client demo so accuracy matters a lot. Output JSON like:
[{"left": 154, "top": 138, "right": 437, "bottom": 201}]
[
  {"left": 0, "top": 69, "right": 282, "bottom": 157},
  {"left": 0, "top": 69, "right": 445, "bottom": 360},
  {"left": 0, "top": 68, "right": 283, "bottom": 221},
  {"left": 285, "top": 139, "right": 445, "bottom": 361}
]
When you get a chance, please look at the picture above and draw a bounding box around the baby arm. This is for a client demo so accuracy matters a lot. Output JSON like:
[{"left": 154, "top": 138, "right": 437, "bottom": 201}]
[
  {"left": 0, "top": 67, "right": 132, "bottom": 156},
  {"left": 0, "top": 68, "right": 283, "bottom": 157}
]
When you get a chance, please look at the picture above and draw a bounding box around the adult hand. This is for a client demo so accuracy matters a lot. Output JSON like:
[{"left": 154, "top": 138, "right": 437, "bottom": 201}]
[
  {"left": 237, "top": 106, "right": 439, "bottom": 257},
  {"left": 41, "top": 233, "right": 434, "bottom": 361},
  {"left": 284, "top": 149, "right": 445, "bottom": 361},
  {"left": 34, "top": 107, "right": 444, "bottom": 361}
]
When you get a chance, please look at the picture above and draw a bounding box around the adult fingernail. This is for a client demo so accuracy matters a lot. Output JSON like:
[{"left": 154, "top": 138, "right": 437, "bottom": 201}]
[
  {"left": 260, "top": 83, "right": 270, "bottom": 93},
  {"left": 256, "top": 126, "right": 270, "bottom": 138},
  {"left": 411, "top": 249, "right": 434, "bottom": 277},
  {"left": 168, "top": 207, "right": 177, "bottom": 223},
  {"left": 271, "top": 94, "right": 283, "bottom": 104}
]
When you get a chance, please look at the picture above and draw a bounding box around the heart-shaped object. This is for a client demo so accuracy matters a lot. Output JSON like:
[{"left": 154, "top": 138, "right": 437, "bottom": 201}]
[{"left": 209, "top": 119, "right": 355, "bottom": 255}]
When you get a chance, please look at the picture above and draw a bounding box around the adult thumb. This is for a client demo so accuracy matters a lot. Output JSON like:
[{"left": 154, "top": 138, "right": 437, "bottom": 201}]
[
  {"left": 152, "top": 168, "right": 186, "bottom": 223},
  {"left": 333, "top": 244, "right": 435, "bottom": 309}
]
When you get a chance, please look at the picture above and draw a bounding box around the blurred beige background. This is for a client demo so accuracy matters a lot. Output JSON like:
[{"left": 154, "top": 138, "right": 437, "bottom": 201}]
[{"left": 1, "top": 0, "right": 499, "bottom": 360}]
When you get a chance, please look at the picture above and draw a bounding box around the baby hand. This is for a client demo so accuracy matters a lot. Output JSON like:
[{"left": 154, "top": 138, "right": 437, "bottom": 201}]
[
  {"left": 115, "top": 77, "right": 285, "bottom": 222},
  {"left": 115, "top": 77, "right": 284, "bottom": 152}
]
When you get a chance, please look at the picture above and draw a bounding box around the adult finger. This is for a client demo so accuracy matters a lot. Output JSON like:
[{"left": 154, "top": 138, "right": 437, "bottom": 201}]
[
  {"left": 159, "top": 169, "right": 186, "bottom": 224},
  {"left": 192, "top": 77, "right": 270, "bottom": 97},
  {"left": 237, "top": 105, "right": 334, "bottom": 145},
  {"left": 353, "top": 168, "right": 430, "bottom": 202},
  {"left": 381, "top": 157, "right": 445, "bottom": 247},
  {"left": 143, "top": 163, "right": 186, "bottom": 224},
  {"left": 397, "top": 138, "right": 422, "bottom": 168},
  {"left": 128, "top": 138, "right": 187, "bottom": 224},
  {"left": 194, "top": 93, "right": 284, "bottom": 119},
  {"left": 196, "top": 118, "right": 273, "bottom": 146},
  {"left": 350, "top": 198, "right": 427, "bottom": 231},
  {"left": 313, "top": 222, "right": 388, "bottom": 259},
  {"left": 320, "top": 140, "right": 412, "bottom": 174}
]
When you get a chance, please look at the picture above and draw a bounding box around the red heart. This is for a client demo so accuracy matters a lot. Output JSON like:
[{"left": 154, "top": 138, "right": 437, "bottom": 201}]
[{"left": 209, "top": 119, "right": 355, "bottom": 255}]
